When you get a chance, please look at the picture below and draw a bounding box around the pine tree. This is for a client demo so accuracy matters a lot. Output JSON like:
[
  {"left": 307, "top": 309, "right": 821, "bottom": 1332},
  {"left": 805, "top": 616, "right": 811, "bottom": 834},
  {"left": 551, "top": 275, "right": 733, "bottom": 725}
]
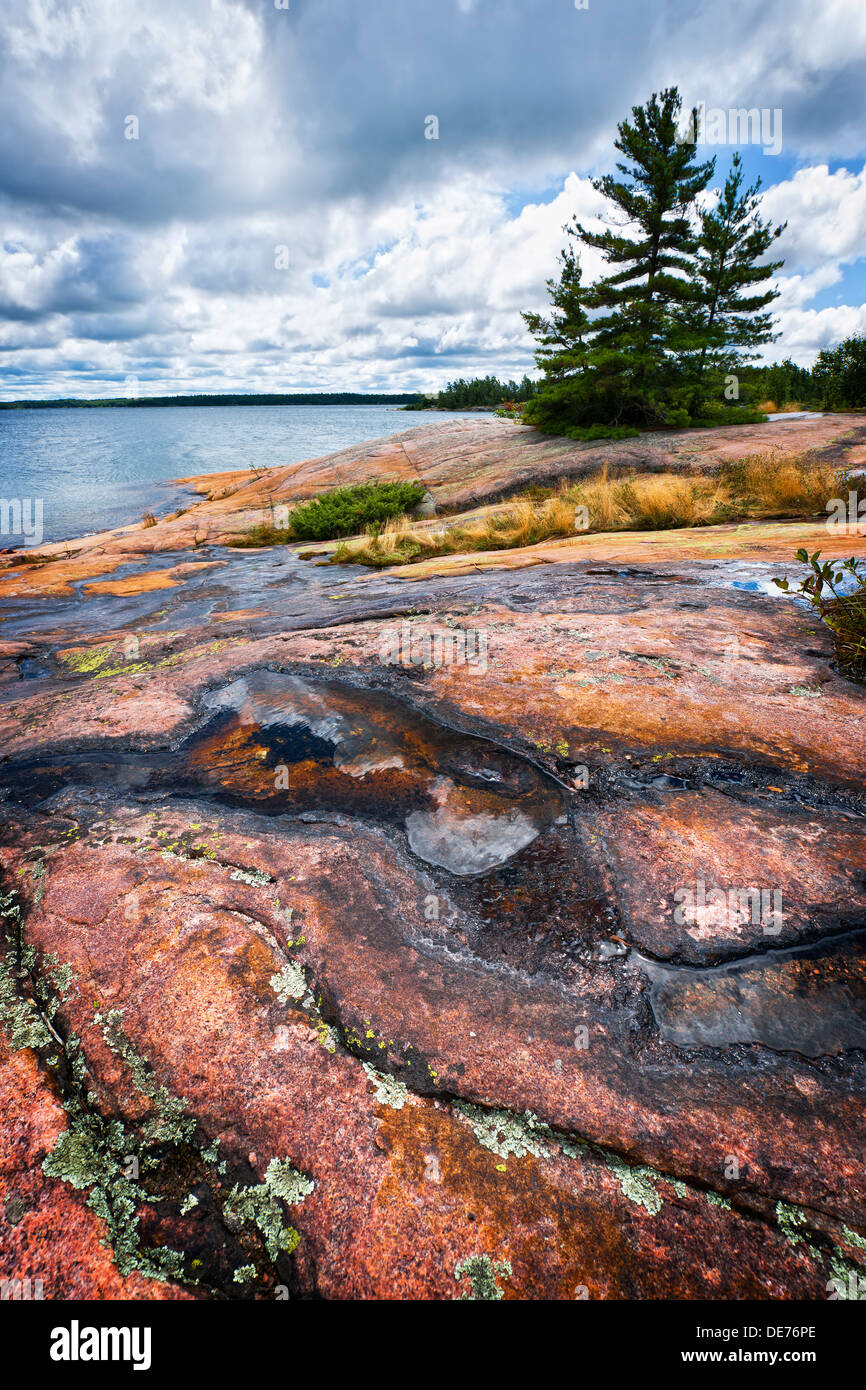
[
  {"left": 687, "top": 152, "right": 786, "bottom": 399},
  {"left": 523, "top": 89, "right": 793, "bottom": 432},
  {"left": 570, "top": 87, "right": 715, "bottom": 424}
]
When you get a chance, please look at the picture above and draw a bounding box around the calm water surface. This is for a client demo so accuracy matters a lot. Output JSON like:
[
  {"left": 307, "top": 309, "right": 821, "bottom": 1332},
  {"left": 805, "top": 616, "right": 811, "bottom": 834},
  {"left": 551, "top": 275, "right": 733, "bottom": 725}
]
[{"left": 0, "top": 404, "right": 474, "bottom": 543}]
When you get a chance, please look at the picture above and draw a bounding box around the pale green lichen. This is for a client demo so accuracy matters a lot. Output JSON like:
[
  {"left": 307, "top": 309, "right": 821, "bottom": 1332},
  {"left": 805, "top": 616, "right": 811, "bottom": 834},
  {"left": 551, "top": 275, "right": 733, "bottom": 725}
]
[
  {"left": 95, "top": 1009, "right": 196, "bottom": 1147},
  {"left": 201, "top": 1138, "right": 221, "bottom": 1165},
  {"left": 263, "top": 1157, "right": 315, "bottom": 1206},
  {"left": 0, "top": 911, "right": 190, "bottom": 1286},
  {"left": 233, "top": 1264, "right": 256, "bottom": 1284},
  {"left": 270, "top": 962, "right": 309, "bottom": 1004},
  {"left": 314, "top": 1020, "right": 340, "bottom": 1054},
  {"left": 706, "top": 1191, "right": 732, "bottom": 1211},
  {"left": 454, "top": 1094, "right": 686, "bottom": 1221},
  {"left": 603, "top": 1152, "right": 664, "bottom": 1216},
  {"left": 826, "top": 1250, "right": 866, "bottom": 1299},
  {"left": 454, "top": 1102, "right": 551, "bottom": 1161},
  {"left": 223, "top": 1157, "right": 314, "bottom": 1262},
  {"left": 179, "top": 1193, "right": 199, "bottom": 1216},
  {"left": 230, "top": 868, "right": 273, "bottom": 887},
  {"left": 0, "top": 891, "right": 67, "bottom": 1050},
  {"left": 268, "top": 957, "right": 345, "bottom": 1056},
  {"left": 362, "top": 1062, "right": 410, "bottom": 1110},
  {"left": 0, "top": 953, "right": 54, "bottom": 1050},
  {"left": 776, "top": 1200, "right": 809, "bottom": 1247},
  {"left": 43, "top": 1125, "right": 113, "bottom": 1191},
  {"left": 559, "top": 1137, "right": 589, "bottom": 1160},
  {"left": 42, "top": 1104, "right": 186, "bottom": 1284},
  {"left": 454, "top": 1254, "right": 512, "bottom": 1301},
  {"left": 26, "top": 858, "right": 47, "bottom": 906},
  {"left": 841, "top": 1224, "right": 866, "bottom": 1252}
]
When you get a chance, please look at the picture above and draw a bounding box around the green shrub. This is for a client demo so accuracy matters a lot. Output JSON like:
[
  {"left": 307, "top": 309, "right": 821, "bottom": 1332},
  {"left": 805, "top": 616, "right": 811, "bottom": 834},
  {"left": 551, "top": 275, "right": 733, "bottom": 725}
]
[
  {"left": 288, "top": 480, "right": 426, "bottom": 540},
  {"left": 689, "top": 407, "right": 768, "bottom": 427},
  {"left": 564, "top": 423, "right": 641, "bottom": 441},
  {"left": 774, "top": 550, "right": 866, "bottom": 684},
  {"left": 231, "top": 479, "right": 427, "bottom": 545}
]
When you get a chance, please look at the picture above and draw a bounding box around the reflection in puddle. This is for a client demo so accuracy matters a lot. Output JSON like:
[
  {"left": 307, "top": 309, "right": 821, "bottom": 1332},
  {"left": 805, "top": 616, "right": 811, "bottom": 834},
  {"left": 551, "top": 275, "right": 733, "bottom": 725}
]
[
  {"left": 198, "top": 674, "right": 565, "bottom": 875},
  {"left": 636, "top": 930, "right": 866, "bottom": 1056},
  {"left": 4, "top": 672, "right": 565, "bottom": 879}
]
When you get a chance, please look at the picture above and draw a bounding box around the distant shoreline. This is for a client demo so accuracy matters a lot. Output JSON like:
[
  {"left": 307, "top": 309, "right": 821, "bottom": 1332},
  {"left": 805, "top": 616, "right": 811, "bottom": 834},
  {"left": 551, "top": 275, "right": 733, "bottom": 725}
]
[{"left": 0, "top": 392, "right": 423, "bottom": 410}]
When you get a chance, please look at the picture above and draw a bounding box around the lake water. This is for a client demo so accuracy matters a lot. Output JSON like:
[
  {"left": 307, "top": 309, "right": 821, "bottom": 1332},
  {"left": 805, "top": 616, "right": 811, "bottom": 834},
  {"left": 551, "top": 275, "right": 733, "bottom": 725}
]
[{"left": 0, "top": 404, "right": 474, "bottom": 544}]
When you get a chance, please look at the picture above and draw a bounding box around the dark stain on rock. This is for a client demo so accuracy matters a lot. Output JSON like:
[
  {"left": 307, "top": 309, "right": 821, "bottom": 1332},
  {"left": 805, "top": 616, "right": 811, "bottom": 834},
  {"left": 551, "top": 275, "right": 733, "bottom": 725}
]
[{"left": 639, "top": 929, "right": 866, "bottom": 1056}]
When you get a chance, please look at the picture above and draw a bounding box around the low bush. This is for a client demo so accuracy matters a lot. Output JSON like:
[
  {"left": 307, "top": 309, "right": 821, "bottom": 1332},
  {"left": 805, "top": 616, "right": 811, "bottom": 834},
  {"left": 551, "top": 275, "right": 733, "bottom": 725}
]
[
  {"left": 287, "top": 480, "right": 426, "bottom": 541},
  {"left": 229, "top": 479, "right": 426, "bottom": 545},
  {"left": 563, "top": 423, "right": 641, "bottom": 441},
  {"left": 774, "top": 550, "right": 866, "bottom": 684}
]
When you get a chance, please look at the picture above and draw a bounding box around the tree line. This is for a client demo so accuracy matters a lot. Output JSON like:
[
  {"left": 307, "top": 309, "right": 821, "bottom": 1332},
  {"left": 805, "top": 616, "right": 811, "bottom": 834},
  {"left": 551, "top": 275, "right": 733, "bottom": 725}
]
[
  {"left": 0, "top": 393, "right": 424, "bottom": 410},
  {"left": 751, "top": 339, "right": 866, "bottom": 412},
  {"left": 404, "top": 374, "right": 538, "bottom": 410}
]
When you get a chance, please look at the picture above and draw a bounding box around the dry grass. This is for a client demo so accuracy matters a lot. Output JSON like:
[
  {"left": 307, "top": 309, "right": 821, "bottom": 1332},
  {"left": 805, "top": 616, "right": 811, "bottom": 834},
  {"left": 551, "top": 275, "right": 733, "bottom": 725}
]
[
  {"left": 331, "top": 449, "right": 851, "bottom": 569},
  {"left": 757, "top": 400, "right": 804, "bottom": 414},
  {"left": 142, "top": 512, "right": 157, "bottom": 528}
]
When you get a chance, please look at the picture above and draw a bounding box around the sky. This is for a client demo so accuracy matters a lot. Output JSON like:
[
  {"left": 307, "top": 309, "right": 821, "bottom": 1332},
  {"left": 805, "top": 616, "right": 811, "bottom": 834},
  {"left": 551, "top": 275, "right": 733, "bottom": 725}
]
[{"left": 0, "top": 0, "right": 864, "bottom": 400}]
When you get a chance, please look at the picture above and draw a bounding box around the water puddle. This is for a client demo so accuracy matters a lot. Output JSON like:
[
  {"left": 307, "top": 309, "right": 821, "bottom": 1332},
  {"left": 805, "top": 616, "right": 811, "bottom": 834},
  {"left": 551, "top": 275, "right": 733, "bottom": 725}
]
[
  {"left": 3, "top": 673, "right": 565, "bottom": 878},
  {"left": 196, "top": 674, "right": 565, "bottom": 875},
  {"left": 635, "top": 930, "right": 866, "bottom": 1056},
  {"left": 695, "top": 558, "right": 863, "bottom": 603}
]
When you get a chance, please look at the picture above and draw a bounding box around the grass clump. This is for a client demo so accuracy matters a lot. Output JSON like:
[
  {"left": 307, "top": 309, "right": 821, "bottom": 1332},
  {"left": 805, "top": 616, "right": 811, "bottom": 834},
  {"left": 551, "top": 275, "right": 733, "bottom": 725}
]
[
  {"left": 757, "top": 400, "right": 804, "bottom": 415},
  {"left": 332, "top": 450, "right": 851, "bottom": 569},
  {"left": 230, "top": 479, "right": 427, "bottom": 546}
]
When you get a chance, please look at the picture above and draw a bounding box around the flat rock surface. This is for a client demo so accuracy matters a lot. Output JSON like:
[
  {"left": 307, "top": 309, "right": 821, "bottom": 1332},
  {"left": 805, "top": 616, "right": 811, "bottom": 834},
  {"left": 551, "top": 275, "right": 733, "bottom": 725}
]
[{"left": 1, "top": 420, "right": 865, "bottom": 1300}]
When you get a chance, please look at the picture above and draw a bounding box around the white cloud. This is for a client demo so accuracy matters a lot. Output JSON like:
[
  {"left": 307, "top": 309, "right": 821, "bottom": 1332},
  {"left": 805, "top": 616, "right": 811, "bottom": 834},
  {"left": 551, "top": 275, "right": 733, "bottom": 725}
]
[
  {"left": 760, "top": 163, "right": 866, "bottom": 270},
  {"left": 0, "top": 0, "right": 864, "bottom": 394}
]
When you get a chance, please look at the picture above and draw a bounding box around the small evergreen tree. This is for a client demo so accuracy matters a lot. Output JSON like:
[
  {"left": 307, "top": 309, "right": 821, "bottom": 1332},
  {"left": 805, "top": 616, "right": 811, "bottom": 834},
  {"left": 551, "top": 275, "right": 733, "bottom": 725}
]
[
  {"left": 524, "top": 88, "right": 715, "bottom": 428},
  {"left": 573, "top": 87, "right": 715, "bottom": 423}
]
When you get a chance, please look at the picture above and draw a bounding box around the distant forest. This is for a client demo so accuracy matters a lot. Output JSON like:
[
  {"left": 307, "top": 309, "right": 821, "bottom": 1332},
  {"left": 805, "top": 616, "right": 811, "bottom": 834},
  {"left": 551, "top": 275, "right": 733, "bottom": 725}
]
[
  {"left": 0, "top": 392, "right": 422, "bottom": 410},
  {"left": 404, "top": 374, "right": 538, "bottom": 409}
]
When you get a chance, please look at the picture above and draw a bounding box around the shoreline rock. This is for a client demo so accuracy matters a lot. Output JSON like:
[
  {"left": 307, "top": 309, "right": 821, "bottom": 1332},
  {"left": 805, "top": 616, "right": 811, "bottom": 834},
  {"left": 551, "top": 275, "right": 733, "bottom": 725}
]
[{"left": 1, "top": 418, "right": 865, "bottom": 1300}]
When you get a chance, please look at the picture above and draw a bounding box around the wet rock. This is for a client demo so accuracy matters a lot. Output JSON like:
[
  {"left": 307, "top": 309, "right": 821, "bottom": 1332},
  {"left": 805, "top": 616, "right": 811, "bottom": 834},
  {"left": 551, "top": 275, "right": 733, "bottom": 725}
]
[
  {"left": 1, "top": 443, "right": 865, "bottom": 1298},
  {"left": 641, "top": 931, "right": 866, "bottom": 1056},
  {"left": 0, "top": 815, "right": 856, "bottom": 1299},
  {"left": 0, "top": 1036, "right": 189, "bottom": 1300}
]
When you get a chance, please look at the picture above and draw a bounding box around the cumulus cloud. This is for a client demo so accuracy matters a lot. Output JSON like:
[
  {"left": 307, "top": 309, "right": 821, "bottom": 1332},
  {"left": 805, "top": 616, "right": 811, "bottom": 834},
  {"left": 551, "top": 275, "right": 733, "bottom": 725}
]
[{"left": 0, "top": 0, "right": 863, "bottom": 395}]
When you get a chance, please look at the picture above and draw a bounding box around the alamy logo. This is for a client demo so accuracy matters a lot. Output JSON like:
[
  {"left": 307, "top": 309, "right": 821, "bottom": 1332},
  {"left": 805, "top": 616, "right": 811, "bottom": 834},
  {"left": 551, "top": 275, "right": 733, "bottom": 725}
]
[
  {"left": 678, "top": 101, "right": 782, "bottom": 156},
  {"left": 827, "top": 1271, "right": 866, "bottom": 1300},
  {"left": 0, "top": 498, "right": 43, "bottom": 547},
  {"left": 825, "top": 491, "right": 866, "bottom": 534},
  {"left": 673, "top": 879, "right": 783, "bottom": 934},
  {"left": 50, "top": 1320, "right": 152, "bottom": 1371},
  {"left": 1, "top": 1275, "right": 43, "bottom": 1299}
]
